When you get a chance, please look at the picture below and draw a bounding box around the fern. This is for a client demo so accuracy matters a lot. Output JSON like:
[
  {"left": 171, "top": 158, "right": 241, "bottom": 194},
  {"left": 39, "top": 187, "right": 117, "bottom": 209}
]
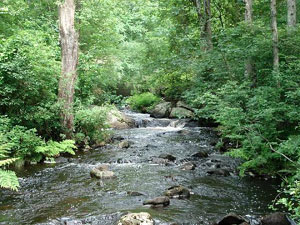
[
  {"left": 0, "top": 141, "right": 20, "bottom": 191},
  {"left": 0, "top": 158, "right": 18, "bottom": 167},
  {"left": 0, "top": 169, "right": 19, "bottom": 191},
  {"left": 35, "top": 139, "right": 76, "bottom": 159}
]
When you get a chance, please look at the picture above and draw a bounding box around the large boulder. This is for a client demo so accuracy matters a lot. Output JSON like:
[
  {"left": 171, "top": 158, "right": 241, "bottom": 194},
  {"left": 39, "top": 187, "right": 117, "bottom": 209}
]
[
  {"left": 169, "top": 107, "right": 194, "bottom": 119},
  {"left": 261, "top": 212, "right": 291, "bottom": 225},
  {"left": 176, "top": 101, "right": 194, "bottom": 111},
  {"left": 150, "top": 102, "right": 172, "bottom": 118},
  {"left": 117, "top": 212, "right": 154, "bottom": 225},
  {"left": 107, "top": 109, "right": 136, "bottom": 129}
]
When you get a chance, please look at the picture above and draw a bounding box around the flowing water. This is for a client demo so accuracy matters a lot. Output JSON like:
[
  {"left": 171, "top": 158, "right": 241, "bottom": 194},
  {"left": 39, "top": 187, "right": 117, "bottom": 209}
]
[{"left": 0, "top": 111, "right": 279, "bottom": 225}]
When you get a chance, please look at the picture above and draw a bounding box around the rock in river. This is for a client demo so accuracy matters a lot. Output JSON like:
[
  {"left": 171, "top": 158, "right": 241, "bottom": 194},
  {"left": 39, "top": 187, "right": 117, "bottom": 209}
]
[
  {"left": 164, "top": 185, "right": 190, "bottom": 199},
  {"left": 216, "top": 213, "right": 248, "bottom": 225},
  {"left": 158, "top": 154, "right": 176, "bottom": 162},
  {"left": 169, "top": 107, "right": 194, "bottom": 119},
  {"left": 207, "top": 168, "right": 230, "bottom": 177},
  {"left": 150, "top": 102, "right": 172, "bottom": 118},
  {"left": 117, "top": 212, "right": 154, "bottom": 225},
  {"left": 119, "top": 140, "right": 130, "bottom": 148},
  {"left": 127, "top": 191, "right": 144, "bottom": 196},
  {"left": 90, "top": 167, "right": 115, "bottom": 179},
  {"left": 95, "top": 164, "right": 109, "bottom": 171},
  {"left": 261, "top": 212, "right": 292, "bottom": 225},
  {"left": 143, "top": 196, "right": 170, "bottom": 207},
  {"left": 181, "top": 162, "right": 196, "bottom": 170},
  {"left": 107, "top": 108, "right": 136, "bottom": 129},
  {"left": 191, "top": 151, "right": 209, "bottom": 158}
]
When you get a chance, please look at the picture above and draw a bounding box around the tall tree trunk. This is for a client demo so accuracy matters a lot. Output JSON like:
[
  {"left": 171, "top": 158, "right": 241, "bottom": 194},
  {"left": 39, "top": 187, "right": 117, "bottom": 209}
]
[
  {"left": 245, "top": 0, "right": 253, "bottom": 22},
  {"left": 271, "top": 0, "right": 279, "bottom": 72},
  {"left": 287, "top": 0, "right": 296, "bottom": 29},
  {"left": 203, "top": 0, "right": 213, "bottom": 49},
  {"left": 244, "top": 0, "right": 254, "bottom": 79},
  {"left": 58, "top": 0, "right": 79, "bottom": 139},
  {"left": 194, "top": 0, "right": 213, "bottom": 50}
]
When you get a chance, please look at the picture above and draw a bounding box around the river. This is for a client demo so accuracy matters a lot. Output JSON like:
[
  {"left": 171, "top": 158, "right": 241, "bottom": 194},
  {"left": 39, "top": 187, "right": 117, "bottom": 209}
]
[{"left": 0, "top": 111, "right": 279, "bottom": 225}]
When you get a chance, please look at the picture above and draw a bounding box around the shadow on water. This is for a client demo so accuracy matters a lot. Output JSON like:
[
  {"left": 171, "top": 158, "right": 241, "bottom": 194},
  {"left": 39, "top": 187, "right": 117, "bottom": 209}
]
[{"left": 0, "top": 112, "right": 280, "bottom": 225}]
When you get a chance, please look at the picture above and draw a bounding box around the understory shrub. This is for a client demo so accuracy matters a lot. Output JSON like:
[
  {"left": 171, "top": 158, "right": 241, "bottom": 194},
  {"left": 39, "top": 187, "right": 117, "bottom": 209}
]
[
  {"left": 0, "top": 29, "right": 61, "bottom": 138},
  {"left": 182, "top": 24, "right": 300, "bottom": 218},
  {"left": 273, "top": 169, "right": 300, "bottom": 222},
  {"left": 150, "top": 72, "right": 193, "bottom": 101},
  {"left": 0, "top": 141, "right": 19, "bottom": 191},
  {"left": 127, "top": 92, "right": 160, "bottom": 112},
  {"left": 74, "top": 106, "right": 110, "bottom": 145},
  {"left": 0, "top": 116, "right": 77, "bottom": 190}
]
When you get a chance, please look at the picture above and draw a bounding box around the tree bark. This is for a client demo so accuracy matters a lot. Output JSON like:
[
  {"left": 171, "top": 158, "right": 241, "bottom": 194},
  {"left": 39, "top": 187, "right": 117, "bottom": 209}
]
[
  {"left": 287, "top": 0, "right": 296, "bottom": 29},
  {"left": 194, "top": 0, "right": 213, "bottom": 50},
  {"left": 244, "top": 0, "right": 253, "bottom": 22},
  {"left": 58, "top": 0, "right": 79, "bottom": 139},
  {"left": 203, "top": 0, "right": 213, "bottom": 49},
  {"left": 271, "top": 0, "right": 279, "bottom": 72},
  {"left": 244, "top": 0, "right": 254, "bottom": 79}
]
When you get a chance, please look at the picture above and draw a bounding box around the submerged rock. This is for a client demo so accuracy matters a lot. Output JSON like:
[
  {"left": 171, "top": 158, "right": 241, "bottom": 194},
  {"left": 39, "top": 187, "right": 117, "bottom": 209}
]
[
  {"left": 192, "top": 151, "right": 209, "bottom": 158},
  {"left": 152, "top": 157, "right": 169, "bottom": 165},
  {"left": 119, "top": 140, "right": 130, "bottom": 148},
  {"left": 158, "top": 154, "right": 176, "bottom": 162},
  {"left": 150, "top": 102, "right": 172, "bottom": 118},
  {"left": 261, "top": 212, "right": 291, "bottom": 225},
  {"left": 216, "top": 213, "right": 248, "bottom": 225},
  {"left": 143, "top": 196, "right": 170, "bottom": 207},
  {"left": 181, "top": 162, "right": 196, "bottom": 170},
  {"left": 117, "top": 212, "right": 154, "bottom": 225},
  {"left": 164, "top": 185, "right": 190, "bottom": 199},
  {"left": 96, "top": 164, "right": 109, "bottom": 171},
  {"left": 207, "top": 169, "right": 230, "bottom": 177},
  {"left": 127, "top": 191, "right": 144, "bottom": 196}
]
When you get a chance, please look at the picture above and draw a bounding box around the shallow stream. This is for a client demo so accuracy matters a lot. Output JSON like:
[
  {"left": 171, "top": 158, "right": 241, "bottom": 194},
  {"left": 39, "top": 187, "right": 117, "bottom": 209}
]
[{"left": 0, "top": 112, "right": 279, "bottom": 225}]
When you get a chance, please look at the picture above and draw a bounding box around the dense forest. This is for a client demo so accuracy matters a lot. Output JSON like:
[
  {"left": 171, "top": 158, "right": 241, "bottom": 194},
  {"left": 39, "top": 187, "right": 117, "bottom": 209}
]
[{"left": 0, "top": 0, "right": 300, "bottom": 223}]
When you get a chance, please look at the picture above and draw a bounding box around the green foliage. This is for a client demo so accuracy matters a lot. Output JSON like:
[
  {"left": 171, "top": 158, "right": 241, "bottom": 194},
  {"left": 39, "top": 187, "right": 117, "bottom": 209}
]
[
  {"left": 35, "top": 140, "right": 76, "bottom": 160},
  {"left": 127, "top": 92, "right": 160, "bottom": 112},
  {"left": 0, "top": 0, "right": 299, "bottom": 217},
  {"left": 0, "top": 136, "right": 19, "bottom": 191},
  {"left": 74, "top": 106, "right": 110, "bottom": 145},
  {"left": 0, "top": 29, "right": 61, "bottom": 138},
  {"left": 0, "top": 169, "right": 19, "bottom": 191},
  {"left": 273, "top": 173, "right": 300, "bottom": 221},
  {"left": 0, "top": 116, "right": 77, "bottom": 163},
  {"left": 0, "top": 116, "right": 77, "bottom": 190},
  {"left": 150, "top": 72, "right": 193, "bottom": 101}
]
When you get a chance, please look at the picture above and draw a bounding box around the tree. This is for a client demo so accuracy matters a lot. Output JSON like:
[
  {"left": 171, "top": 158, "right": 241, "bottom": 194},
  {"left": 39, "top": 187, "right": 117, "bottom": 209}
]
[
  {"left": 58, "top": 0, "right": 79, "bottom": 138},
  {"left": 287, "top": 0, "right": 296, "bottom": 29},
  {"left": 271, "top": 0, "right": 279, "bottom": 71},
  {"left": 194, "top": 0, "right": 213, "bottom": 50},
  {"left": 244, "top": 0, "right": 254, "bottom": 79}
]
